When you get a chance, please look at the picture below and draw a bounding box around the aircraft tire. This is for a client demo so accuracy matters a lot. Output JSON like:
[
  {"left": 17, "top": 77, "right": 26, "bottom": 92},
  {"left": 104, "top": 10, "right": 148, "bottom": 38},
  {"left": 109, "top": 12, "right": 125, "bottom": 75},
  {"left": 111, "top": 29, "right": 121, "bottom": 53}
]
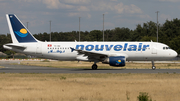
[
  {"left": 92, "top": 64, "right": 98, "bottom": 70},
  {"left": 152, "top": 66, "right": 156, "bottom": 70}
]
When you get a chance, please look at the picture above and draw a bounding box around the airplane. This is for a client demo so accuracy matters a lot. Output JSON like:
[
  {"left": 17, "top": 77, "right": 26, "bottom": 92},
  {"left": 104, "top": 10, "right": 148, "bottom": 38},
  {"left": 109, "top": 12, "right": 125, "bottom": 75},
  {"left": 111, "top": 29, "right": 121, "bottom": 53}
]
[{"left": 3, "top": 14, "right": 178, "bottom": 70}]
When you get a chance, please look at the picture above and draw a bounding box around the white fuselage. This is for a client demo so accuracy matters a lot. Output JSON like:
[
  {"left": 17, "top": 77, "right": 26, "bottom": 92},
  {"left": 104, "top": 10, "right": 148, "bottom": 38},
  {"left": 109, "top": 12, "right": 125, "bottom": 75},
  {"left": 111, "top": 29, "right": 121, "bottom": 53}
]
[{"left": 4, "top": 41, "right": 177, "bottom": 61}]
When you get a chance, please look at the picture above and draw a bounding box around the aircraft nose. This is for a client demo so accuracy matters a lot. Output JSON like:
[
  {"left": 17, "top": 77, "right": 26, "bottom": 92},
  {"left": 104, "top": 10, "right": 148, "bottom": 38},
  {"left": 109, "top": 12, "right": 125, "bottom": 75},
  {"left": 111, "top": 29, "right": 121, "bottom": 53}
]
[{"left": 172, "top": 50, "right": 178, "bottom": 57}]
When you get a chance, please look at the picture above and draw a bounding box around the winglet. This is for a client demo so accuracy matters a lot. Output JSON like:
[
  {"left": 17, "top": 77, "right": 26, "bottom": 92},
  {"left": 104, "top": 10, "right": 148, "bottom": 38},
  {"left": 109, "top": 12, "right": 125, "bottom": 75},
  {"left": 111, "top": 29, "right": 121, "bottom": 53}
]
[{"left": 70, "top": 47, "right": 76, "bottom": 52}]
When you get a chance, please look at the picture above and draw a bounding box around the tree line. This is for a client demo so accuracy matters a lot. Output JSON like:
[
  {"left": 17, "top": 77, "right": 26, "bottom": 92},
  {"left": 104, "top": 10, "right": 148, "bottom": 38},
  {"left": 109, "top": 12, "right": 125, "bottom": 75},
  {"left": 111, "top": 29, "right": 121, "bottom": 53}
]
[{"left": 1, "top": 18, "right": 180, "bottom": 56}]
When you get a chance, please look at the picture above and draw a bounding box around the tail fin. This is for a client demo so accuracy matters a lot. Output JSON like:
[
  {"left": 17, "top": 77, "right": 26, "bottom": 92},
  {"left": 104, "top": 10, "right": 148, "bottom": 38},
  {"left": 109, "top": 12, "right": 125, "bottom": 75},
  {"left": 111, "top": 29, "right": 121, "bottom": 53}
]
[{"left": 6, "top": 14, "right": 39, "bottom": 43}]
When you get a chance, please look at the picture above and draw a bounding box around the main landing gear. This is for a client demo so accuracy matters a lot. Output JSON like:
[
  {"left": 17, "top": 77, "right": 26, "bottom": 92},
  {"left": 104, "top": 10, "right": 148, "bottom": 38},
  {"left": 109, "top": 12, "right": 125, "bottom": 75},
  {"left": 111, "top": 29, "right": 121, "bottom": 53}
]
[
  {"left": 92, "top": 61, "right": 157, "bottom": 70},
  {"left": 92, "top": 64, "right": 98, "bottom": 70},
  {"left": 151, "top": 60, "right": 156, "bottom": 70}
]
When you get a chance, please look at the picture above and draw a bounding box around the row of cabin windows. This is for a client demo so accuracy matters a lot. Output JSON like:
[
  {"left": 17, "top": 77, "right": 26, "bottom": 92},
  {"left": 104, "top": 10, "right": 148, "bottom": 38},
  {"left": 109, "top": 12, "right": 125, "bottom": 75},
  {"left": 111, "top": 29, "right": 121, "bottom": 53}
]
[
  {"left": 47, "top": 47, "right": 150, "bottom": 50},
  {"left": 48, "top": 48, "right": 70, "bottom": 50}
]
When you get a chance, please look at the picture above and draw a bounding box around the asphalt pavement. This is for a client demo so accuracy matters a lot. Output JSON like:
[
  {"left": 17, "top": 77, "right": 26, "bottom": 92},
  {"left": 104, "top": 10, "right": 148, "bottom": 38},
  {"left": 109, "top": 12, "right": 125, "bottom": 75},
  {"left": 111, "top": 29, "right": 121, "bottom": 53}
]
[{"left": 0, "top": 61, "right": 179, "bottom": 73}]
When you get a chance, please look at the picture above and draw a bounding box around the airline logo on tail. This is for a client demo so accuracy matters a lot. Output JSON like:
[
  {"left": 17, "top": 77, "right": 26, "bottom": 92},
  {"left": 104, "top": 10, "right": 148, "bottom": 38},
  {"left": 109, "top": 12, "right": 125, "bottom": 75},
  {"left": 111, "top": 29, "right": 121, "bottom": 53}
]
[
  {"left": 14, "top": 28, "right": 28, "bottom": 37},
  {"left": 8, "top": 14, "right": 37, "bottom": 43}
]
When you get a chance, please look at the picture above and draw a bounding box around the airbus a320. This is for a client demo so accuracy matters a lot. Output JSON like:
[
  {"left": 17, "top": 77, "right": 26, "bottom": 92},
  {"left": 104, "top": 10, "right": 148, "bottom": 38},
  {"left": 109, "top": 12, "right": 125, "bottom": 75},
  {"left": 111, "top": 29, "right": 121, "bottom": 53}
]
[{"left": 3, "top": 14, "right": 178, "bottom": 70}]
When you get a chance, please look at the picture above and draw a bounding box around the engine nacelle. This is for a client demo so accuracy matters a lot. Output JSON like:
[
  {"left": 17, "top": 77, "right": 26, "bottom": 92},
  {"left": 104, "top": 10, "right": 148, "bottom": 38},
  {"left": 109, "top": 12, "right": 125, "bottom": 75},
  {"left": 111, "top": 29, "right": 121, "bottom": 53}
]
[{"left": 102, "top": 56, "right": 125, "bottom": 67}]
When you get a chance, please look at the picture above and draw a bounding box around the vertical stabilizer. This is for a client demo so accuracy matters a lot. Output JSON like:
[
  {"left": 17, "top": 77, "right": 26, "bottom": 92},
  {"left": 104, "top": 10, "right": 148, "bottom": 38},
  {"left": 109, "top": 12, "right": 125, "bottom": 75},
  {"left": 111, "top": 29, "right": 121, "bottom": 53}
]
[{"left": 6, "top": 14, "right": 39, "bottom": 43}]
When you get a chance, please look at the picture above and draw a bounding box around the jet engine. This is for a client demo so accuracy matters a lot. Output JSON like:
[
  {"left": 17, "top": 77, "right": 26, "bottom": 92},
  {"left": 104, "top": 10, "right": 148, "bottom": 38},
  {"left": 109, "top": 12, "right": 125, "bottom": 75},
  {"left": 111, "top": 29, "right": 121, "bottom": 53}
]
[{"left": 102, "top": 56, "right": 125, "bottom": 67}]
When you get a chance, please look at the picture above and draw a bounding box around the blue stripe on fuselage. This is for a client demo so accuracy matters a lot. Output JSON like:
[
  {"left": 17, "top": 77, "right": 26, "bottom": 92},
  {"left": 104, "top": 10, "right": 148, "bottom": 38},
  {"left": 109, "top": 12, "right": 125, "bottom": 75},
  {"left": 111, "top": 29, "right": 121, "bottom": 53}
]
[{"left": 76, "top": 43, "right": 149, "bottom": 51}]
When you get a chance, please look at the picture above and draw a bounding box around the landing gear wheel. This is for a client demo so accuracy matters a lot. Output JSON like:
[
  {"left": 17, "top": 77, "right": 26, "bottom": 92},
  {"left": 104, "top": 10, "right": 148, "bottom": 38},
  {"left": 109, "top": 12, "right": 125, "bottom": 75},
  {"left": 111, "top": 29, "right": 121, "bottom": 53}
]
[
  {"left": 151, "top": 61, "right": 156, "bottom": 70},
  {"left": 152, "top": 66, "right": 156, "bottom": 70},
  {"left": 92, "top": 64, "right": 98, "bottom": 70}
]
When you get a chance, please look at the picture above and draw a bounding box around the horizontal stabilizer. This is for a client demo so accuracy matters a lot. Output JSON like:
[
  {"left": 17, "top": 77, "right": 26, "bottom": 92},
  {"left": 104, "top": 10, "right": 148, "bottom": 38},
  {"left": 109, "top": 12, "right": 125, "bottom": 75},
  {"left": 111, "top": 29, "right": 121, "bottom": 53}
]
[{"left": 3, "top": 43, "right": 26, "bottom": 50}]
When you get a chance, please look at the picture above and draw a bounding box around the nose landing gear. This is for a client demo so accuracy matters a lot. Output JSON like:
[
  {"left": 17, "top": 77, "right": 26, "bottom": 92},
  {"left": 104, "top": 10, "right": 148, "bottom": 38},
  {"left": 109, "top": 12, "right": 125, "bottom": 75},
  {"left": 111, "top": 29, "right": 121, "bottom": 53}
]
[{"left": 152, "top": 61, "right": 156, "bottom": 70}]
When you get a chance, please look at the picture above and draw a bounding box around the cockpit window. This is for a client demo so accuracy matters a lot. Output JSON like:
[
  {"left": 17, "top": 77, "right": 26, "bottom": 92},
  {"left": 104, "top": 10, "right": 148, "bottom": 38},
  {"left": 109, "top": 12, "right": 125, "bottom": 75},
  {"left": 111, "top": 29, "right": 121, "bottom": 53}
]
[{"left": 163, "top": 47, "right": 171, "bottom": 50}]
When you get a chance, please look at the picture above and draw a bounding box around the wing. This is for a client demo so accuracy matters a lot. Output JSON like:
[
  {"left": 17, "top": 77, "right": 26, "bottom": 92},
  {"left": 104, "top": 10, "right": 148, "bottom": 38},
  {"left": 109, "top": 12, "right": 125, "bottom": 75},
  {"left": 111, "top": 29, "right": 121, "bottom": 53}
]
[
  {"left": 76, "top": 49, "right": 108, "bottom": 61},
  {"left": 70, "top": 47, "right": 128, "bottom": 62}
]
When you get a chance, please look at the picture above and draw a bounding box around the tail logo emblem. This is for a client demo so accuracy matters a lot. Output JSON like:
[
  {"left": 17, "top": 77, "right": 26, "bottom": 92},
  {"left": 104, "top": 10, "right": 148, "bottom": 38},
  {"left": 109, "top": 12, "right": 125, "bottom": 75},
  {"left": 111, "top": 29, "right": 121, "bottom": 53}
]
[
  {"left": 14, "top": 28, "right": 28, "bottom": 37},
  {"left": 20, "top": 28, "right": 27, "bottom": 34}
]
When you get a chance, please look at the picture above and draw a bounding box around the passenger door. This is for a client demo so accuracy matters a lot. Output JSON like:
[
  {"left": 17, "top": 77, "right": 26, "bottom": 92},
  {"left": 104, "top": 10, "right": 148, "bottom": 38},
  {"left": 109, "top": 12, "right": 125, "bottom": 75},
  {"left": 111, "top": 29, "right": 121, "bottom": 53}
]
[
  {"left": 151, "top": 43, "right": 157, "bottom": 54},
  {"left": 36, "top": 43, "right": 42, "bottom": 54}
]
